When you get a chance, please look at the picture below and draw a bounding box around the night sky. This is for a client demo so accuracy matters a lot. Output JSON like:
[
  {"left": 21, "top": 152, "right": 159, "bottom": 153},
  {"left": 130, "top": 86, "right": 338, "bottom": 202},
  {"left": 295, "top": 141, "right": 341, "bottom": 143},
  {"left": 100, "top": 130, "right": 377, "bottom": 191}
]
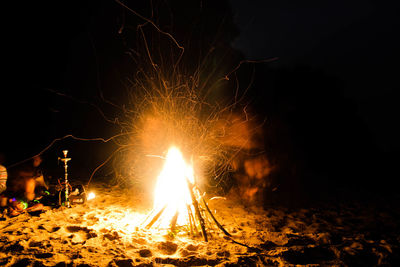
[
  {"left": 1, "top": 1, "right": 399, "bottom": 194},
  {"left": 230, "top": 0, "right": 400, "bottom": 152}
]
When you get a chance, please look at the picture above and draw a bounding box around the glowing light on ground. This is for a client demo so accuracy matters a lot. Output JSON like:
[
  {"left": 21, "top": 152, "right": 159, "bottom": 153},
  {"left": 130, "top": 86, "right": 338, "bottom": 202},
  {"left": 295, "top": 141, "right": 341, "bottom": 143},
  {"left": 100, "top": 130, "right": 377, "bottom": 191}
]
[
  {"left": 152, "top": 146, "right": 195, "bottom": 228},
  {"left": 86, "top": 208, "right": 147, "bottom": 241},
  {"left": 87, "top": 192, "right": 96, "bottom": 201}
]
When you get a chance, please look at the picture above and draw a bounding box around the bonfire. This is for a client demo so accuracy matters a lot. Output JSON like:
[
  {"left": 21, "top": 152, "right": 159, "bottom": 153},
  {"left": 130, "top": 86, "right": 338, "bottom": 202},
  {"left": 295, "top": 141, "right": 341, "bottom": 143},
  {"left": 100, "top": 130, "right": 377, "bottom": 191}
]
[{"left": 142, "top": 146, "right": 231, "bottom": 242}]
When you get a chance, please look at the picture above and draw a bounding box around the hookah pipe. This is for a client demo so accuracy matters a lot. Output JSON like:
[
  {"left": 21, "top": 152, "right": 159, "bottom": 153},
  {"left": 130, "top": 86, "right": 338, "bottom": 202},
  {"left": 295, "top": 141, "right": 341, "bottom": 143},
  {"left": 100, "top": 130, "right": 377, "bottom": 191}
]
[{"left": 58, "top": 150, "right": 71, "bottom": 208}]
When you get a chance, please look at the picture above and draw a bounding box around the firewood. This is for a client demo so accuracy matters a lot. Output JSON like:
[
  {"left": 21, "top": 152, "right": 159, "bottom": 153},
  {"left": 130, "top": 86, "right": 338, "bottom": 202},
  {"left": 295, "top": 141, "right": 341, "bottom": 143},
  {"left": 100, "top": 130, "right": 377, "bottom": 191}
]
[
  {"left": 187, "top": 204, "right": 195, "bottom": 236},
  {"left": 202, "top": 198, "right": 231, "bottom": 237},
  {"left": 186, "top": 178, "right": 208, "bottom": 242},
  {"left": 170, "top": 211, "right": 179, "bottom": 232},
  {"left": 145, "top": 205, "right": 167, "bottom": 229}
]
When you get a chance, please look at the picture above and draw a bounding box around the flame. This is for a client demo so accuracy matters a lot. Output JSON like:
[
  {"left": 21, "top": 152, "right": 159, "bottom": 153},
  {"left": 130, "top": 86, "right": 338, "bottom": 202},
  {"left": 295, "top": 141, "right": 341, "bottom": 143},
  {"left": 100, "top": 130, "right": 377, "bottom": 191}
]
[{"left": 153, "top": 146, "right": 194, "bottom": 228}]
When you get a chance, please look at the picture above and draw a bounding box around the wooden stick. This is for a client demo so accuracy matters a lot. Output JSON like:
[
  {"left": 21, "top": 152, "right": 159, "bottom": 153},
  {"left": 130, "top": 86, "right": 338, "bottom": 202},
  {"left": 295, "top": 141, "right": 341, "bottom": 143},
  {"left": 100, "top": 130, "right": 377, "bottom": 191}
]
[
  {"left": 187, "top": 204, "right": 194, "bottom": 236},
  {"left": 186, "top": 178, "right": 208, "bottom": 242},
  {"left": 145, "top": 205, "right": 167, "bottom": 229},
  {"left": 170, "top": 211, "right": 179, "bottom": 232},
  {"left": 202, "top": 198, "right": 231, "bottom": 237},
  {"left": 189, "top": 205, "right": 200, "bottom": 236},
  {"left": 141, "top": 208, "right": 155, "bottom": 226}
]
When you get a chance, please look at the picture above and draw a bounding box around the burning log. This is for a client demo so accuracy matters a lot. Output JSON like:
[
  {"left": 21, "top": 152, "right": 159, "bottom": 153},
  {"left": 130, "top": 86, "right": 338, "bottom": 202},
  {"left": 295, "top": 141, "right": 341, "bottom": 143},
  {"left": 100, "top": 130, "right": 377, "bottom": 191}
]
[
  {"left": 144, "top": 175, "right": 234, "bottom": 242},
  {"left": 169, "top": 211, "right": 179, "bottom": 232},
  {"left": 145, "top": 205, "right": 167, "bottom": 229},
  {"left": 144, "top": 181, "right": 235, "bottom": 242},
  {"left": 186, "top": 204, "right": 196, "bottom": 236},
  {"left": 186, "top": 178, "right": 208, "bottom": 242},
  {"left": 142, "top": 146, "right": 238, "bottom": 244}
]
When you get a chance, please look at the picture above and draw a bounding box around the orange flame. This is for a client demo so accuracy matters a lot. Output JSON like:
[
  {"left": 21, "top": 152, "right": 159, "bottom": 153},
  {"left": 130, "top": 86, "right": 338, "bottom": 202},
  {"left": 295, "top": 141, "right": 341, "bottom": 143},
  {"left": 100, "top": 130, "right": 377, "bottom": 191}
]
[{"left": 153, "top": 146, "right": 194, "bottom": 228}]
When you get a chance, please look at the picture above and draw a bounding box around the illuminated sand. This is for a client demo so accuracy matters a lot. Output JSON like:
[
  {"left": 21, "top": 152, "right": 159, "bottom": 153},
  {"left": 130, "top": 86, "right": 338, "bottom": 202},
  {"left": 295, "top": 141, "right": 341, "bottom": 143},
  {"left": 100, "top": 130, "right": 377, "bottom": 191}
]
[
  {"left": 1, "top": 182, "right": 398, "bottom": 266},
  {"left": 0, "top": 183, "right": 270, "bottom": 266}
]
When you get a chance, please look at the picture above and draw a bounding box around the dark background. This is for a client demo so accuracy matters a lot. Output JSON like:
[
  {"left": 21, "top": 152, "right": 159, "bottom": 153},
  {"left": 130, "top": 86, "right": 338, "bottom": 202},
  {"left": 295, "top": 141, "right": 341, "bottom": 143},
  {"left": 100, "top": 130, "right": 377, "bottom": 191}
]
[{"left": 1, "top": 1, "right": 399, "bottom": 201}]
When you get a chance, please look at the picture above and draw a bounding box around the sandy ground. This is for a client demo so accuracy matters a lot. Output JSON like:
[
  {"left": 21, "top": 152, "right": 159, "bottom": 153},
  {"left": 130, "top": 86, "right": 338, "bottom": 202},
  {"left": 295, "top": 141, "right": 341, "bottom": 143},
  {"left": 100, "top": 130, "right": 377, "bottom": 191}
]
[{"left": 1, "top": 182, "right": 399, "bottom": 266}]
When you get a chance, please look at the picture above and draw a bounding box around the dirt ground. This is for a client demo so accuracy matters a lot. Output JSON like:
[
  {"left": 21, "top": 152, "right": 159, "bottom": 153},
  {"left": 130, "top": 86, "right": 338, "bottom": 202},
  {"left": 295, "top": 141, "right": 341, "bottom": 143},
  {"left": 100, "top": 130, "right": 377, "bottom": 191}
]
[{"left": 1, "top": 182, "right": 399, "bottom": 266}]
